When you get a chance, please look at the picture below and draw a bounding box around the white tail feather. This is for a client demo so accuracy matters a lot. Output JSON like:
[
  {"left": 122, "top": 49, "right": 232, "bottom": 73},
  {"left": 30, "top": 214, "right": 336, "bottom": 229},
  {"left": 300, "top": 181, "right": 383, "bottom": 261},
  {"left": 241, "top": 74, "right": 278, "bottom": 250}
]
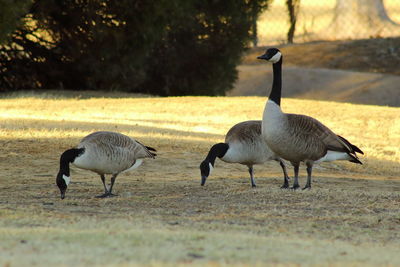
[{"left": 315, "top": 151, "right": 352, "bottom": 163}]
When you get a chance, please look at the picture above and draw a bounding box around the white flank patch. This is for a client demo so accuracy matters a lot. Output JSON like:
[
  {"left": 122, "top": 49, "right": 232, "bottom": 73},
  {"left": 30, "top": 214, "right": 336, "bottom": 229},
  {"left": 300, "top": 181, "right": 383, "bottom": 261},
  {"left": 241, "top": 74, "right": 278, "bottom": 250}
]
[
  {"left": 268, "top": 51, "right": 282, "bottom": 63},
  {"left": 131, "top": 159, "right": 143, "bottom": 169},
  {"left": 208, "top": 162, "right": 214, "bottom": 176},
  {"left": 62, "top": 175, "right": 71, "bottom": 186},
  {"left": 124, "top": 159, "right": 143, "bottom": 173},
  {"left": 315, "top": 151, "right": 351, "bottom": 163}
]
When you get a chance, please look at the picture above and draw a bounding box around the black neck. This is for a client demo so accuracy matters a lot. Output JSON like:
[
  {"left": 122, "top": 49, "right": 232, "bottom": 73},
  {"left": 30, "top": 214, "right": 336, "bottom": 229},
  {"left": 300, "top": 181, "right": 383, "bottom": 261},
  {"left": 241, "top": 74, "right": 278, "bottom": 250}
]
[
  {"left": 269, "top": 58, "right": 282, "bottom": 106},
  {"left": 206, "top": 143, "right": 229, "bottom": 166},
  {"left": 59, "top": 148, "right": 84, "bottom": 175}
]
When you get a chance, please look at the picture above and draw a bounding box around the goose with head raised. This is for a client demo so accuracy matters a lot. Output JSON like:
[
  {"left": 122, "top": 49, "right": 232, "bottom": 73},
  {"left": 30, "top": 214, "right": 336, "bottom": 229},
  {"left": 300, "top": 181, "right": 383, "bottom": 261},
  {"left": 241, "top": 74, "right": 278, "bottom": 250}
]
[{"left": 257, "top": 48, "right": 363, "bottom": 190}]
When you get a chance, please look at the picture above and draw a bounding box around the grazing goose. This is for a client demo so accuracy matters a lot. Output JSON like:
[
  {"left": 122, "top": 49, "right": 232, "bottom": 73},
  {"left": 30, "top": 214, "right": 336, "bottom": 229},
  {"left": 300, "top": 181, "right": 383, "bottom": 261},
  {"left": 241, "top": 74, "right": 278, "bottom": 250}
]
[
  {"left": 257, "top": 48, "right": 363, "bottom": 190},
  {"left": 56, "top": 131, "right": 156, "bottom": 199},
  {"left": 200, "top": 120, "right": 290, "bottom": 188}
]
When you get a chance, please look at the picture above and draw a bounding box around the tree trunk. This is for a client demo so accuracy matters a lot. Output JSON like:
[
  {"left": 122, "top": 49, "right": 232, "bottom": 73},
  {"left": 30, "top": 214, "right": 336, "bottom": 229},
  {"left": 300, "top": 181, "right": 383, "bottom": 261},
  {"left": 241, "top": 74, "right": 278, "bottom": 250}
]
[
  {"left": 286, "top": 0, "right": 301, "bottom": 43},
  {"left": 252, "top": 15, "right": 258, "bottom": 47},
  {"left": 327, "top": 0, "right": 400, "bottom": 39}
]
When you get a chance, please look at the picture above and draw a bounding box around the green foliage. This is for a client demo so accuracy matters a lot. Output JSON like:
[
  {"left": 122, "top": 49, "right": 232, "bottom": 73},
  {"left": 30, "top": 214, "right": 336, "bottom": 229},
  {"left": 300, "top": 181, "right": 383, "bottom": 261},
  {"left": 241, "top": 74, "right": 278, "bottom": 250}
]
[
  {"left": 0, "top": 0, "right": 270, "bottom": 95},
  {"left": 0, "top": 0, "right": 30, "bottom": 43}
]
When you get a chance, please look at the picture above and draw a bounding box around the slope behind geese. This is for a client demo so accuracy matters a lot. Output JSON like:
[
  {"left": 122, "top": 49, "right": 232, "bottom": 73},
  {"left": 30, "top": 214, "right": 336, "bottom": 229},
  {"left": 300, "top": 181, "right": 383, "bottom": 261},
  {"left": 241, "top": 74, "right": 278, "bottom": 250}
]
[
  {"left": 56, "top": 131, "right": 156, "bottom": 199},
  {"left": 258, "top": 48, "right": 363, "bottom": 190}
]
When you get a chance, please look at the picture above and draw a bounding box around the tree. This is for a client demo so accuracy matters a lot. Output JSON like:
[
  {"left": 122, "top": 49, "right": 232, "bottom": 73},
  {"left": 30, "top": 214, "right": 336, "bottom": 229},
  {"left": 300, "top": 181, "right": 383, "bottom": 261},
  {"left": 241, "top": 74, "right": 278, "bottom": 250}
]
[
  {"left": 325, "top": 0, "right": 400, "bottom": 39},
  {"left": 0, "top": 0, "right": 272, "bottom": 96},
  {"left": 286, "top": 0, "right": 301, "bottom": 43},
  {"left": 249, "top": 1, "right": 270, "bottom": 47},
  {"left": 146, "top": 0, "right": 272, "bottom": 95},
  {"left": 0, "top": 0, "right": 30, "bottom": 43}
]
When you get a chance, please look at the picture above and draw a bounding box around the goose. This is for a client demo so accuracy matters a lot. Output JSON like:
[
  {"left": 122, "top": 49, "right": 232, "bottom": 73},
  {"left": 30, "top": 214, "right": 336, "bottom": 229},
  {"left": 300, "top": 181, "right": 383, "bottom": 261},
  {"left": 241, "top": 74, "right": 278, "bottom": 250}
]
[
  {"left": 56, "top": 131, "right": 156, "bottom": 199},
  {"left": 199, "top": 120, "right": 290, "bottom": 188},
  {"left": 257, "top": 48, "right": 363, "bottom": 190}
]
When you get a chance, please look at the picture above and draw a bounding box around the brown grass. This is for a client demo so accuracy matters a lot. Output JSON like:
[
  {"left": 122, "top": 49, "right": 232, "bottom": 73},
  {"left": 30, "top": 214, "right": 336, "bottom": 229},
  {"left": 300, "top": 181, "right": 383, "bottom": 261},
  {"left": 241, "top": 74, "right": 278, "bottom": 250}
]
[{"left": 0, "top": 92, "right": 400, "bottom": 266}]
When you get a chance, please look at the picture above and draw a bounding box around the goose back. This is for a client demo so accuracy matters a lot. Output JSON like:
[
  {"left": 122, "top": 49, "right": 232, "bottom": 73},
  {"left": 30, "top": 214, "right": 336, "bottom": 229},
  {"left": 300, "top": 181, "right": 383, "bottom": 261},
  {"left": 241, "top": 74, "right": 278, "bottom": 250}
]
[
  {"left": 222, "top": 120, "right": 276, "bottom": 165},
  {"left": 73, "top": 131, "right": 155, "bottom": 174}
]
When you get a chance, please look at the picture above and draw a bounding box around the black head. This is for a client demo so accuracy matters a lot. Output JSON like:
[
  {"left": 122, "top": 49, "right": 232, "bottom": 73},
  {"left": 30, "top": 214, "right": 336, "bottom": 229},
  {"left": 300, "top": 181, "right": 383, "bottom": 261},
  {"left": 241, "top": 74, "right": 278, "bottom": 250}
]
[
  {"left": 199, "top": 160, "right": 213, "bottom": 186},
  {"left": 56, "top": 172, "right": 69, "bottom": 199},
  {"left": 257, "top": 48, "right": 282, "bottom": 63}
]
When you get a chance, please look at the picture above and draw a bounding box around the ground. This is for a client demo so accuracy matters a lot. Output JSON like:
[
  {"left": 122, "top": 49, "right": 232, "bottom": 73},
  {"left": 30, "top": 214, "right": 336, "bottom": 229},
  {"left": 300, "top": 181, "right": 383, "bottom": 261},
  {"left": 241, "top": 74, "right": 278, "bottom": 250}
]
[
  {"left": 1, "top": 38, "right": 400, "bottom": 266},
  {"left": 0, "top": 94, "right": 399, "bottom": 266},
  {"left": 243, "top": 37, "right": 400, "bottom": 75}
]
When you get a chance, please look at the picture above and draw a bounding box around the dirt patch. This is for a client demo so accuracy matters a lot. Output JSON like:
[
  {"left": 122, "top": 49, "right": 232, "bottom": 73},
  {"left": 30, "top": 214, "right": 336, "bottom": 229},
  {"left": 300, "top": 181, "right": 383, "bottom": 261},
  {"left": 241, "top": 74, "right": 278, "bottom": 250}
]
[{"left": 230, "top": 65, "right": 400, "bottom": 106}]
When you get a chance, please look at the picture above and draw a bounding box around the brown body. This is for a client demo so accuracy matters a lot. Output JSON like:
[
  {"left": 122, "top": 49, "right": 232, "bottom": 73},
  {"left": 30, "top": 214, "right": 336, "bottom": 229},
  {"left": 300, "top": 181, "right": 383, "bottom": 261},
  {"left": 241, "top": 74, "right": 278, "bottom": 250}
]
[
  {"left": 258, "top": 48, "right": 363, "bottom": 189},
  {"left": 200, "top": 120, "right": 290, "bottom": 188}
]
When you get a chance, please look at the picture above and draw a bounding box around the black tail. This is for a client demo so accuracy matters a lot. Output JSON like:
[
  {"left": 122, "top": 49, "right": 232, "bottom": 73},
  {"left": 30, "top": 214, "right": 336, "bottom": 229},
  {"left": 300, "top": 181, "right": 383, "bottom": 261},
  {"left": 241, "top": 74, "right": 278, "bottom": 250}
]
[
  {"left": 145, "top": 146, "right": 157, "bottom": 152},
  {"left": 349, "top": 153, "right": 363, "bottom": 164},
  {"left": 145, "top": 146, "right": 157, "bottom": 157},
  {"left": 338, "top": 135, "right": 364, "bottom": 155}
]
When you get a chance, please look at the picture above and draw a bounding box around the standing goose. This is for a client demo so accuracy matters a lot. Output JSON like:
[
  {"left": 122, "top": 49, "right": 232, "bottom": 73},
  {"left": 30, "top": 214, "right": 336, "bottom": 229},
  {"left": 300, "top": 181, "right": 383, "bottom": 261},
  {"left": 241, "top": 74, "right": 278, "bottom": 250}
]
[
  {"left": 257, "top": 48, "right": 363, "bottom": 190},
  {"left": 200, "top": 120, "right": 290, "bottom": 188},
  {"left": 56, "top": 131, "right": 156, "bottom": 199}
]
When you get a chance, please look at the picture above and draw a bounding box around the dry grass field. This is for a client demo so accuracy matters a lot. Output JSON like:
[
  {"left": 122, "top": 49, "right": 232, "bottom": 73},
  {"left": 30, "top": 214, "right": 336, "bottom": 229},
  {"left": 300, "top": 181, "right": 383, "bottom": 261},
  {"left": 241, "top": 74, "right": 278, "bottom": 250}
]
[{"left": 1, "top": 91, "right": 400, "bottom": 266}]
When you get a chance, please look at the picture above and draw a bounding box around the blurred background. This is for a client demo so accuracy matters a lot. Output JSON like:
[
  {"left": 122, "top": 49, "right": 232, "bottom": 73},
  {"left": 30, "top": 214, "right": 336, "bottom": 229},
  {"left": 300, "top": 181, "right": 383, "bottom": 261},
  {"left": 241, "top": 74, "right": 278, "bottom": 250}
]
[
  {"left": 0, "top": 0, "right": 399, "bottom": 105},
  {"left": 257, "top": 0, "right": 400, "bottom": 45}
]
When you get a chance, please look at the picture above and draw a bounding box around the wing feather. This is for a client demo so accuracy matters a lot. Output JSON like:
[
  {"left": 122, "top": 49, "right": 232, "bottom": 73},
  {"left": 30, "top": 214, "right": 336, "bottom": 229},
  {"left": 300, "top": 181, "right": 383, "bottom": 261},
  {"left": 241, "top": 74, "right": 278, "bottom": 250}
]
[
  {"left": 225, "top": 120, "right": 261, "bottom": 144},
  {"left": 286, "top": 114, "right": 359, "bottom": 158}
]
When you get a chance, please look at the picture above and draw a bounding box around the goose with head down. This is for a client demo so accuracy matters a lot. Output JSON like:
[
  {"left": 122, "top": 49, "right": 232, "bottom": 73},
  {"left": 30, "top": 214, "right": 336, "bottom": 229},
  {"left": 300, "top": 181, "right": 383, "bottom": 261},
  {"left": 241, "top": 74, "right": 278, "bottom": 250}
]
[
  {"left": 200, "top": 120, "right": 290, "bottom": 188},
  {"left": 56, "top": 131, "right": 156, "bottom": 199}
]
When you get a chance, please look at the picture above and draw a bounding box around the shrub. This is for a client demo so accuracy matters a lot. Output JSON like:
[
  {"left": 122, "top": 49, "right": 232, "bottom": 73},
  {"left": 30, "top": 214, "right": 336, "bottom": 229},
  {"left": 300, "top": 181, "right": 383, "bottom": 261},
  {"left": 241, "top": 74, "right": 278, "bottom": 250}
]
[{"left": 0, "top": 0, "right": 270, "bottom": 96}]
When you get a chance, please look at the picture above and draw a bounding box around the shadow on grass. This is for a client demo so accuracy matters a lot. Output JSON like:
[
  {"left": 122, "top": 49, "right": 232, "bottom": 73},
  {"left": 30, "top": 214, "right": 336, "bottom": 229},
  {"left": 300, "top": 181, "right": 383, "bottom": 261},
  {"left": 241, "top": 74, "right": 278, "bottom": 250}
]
[
  {"left": 1, "top": 117, "right": 225, "bottom": 141},
  {"left": 0, "top": 89, "right": 156, "bottom": 100}
]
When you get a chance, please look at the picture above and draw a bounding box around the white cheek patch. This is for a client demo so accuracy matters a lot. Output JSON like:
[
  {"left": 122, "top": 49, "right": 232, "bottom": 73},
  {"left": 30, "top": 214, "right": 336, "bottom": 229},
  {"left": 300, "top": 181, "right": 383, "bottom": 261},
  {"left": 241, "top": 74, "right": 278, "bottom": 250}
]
[
  {"left": 62, "top": 175, "right": 71, "bottom": 186},
  {"left": 208, "top": 163, "right": 214, "bottom": 176},
  {"left": 269, "top": 52, "right": 282, "bottom": 63}
]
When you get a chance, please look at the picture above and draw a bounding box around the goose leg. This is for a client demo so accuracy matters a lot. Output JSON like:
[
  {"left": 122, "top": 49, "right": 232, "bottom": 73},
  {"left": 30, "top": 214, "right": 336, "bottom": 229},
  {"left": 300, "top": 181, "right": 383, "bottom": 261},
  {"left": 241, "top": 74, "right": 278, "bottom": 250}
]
[
  {"left": 279, "top": 159, "right": 290, "bottom": 189},
  {"left": 96, "top": 174, "right": 110, "bottom": 198},
  {"left": 303, "top": 162, "right": 313, "bottom": 190},
  {"left": 107, "top": 174, "right": 118, "bottom": 197},
  {"left": 291, "top": 163, "right": 300, "bottom": 190},
  {"left": 248, "top": 166, "right": 256, "bottom": 188}
]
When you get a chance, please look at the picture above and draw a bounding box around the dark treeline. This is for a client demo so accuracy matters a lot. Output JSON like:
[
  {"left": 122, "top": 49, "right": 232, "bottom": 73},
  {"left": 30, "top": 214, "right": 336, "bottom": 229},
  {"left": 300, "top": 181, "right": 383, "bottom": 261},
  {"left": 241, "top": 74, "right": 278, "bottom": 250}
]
[{"left": 0, "top": 0, "right": 270, "bottom": 96}]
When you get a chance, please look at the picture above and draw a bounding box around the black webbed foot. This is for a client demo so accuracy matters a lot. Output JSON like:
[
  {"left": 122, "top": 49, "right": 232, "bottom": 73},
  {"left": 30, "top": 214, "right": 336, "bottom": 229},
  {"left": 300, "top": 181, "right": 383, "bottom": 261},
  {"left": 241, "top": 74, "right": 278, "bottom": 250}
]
[
  {"left": 280, "top": 183, "right": 289, "bottom": 189},
  {"left": 95, "top": 192, "right": 118, "bottom": 198},
  {"left": 290, "top": 184, "right": 300, "bottom": 190}
]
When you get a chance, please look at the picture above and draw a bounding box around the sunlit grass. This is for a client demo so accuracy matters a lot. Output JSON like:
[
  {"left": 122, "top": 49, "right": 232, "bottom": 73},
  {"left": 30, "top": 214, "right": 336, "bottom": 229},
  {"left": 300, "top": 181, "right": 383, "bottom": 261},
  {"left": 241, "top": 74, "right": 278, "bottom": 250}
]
[
  {"left": 1, "top": 95, "right": 399, "bottom": 169},
  {"left": 1, "top": 92, "right": 400, "bottom": 266}
]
